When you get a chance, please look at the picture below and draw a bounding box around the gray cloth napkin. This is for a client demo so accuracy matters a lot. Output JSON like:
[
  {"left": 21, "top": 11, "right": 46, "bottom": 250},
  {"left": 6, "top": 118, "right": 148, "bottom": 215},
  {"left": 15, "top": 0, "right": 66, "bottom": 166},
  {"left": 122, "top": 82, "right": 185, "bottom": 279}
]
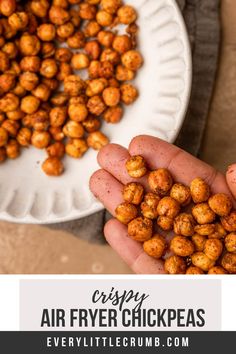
[{"left": 49, "top": 0, "right": 221, "bottom": 243}]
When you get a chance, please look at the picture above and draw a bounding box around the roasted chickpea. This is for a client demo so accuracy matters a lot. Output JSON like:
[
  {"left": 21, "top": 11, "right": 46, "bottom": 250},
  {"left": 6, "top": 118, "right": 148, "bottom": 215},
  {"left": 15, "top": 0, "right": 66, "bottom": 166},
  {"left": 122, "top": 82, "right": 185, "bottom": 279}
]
[
  {"left": 42, "top": 157, "right": 64, "bottom": 176},
  {"left": 115, "top": 202, "right": 138, "bottom": 224},
  {"left": 86, "top": 78, "right": 108, "bottom": 97},
  {"left": 221, "top": 211, "right": 236, "bottom": 232},
  {"left": 225, "top": 233, "right": 236, "bottom": 253},
  {"left": 84, "top": 21, "right": 101, "bottom": 37},
  {"left": 85, "top": 40, "right": 101, "bottom": 60},
  {"left": 2, "top": 42, "right": 18, "bottom": 59},
  {"left": 63, "top": 120, "right": 84, "bottom": 138},
  {"left": 67, "top": 31, "right": 85, "bottom": 49},
  {"left": 102, "top": 87, "right": 120, "bottom": 106},
  {"left": 120, "top": 83, "right": 138, "bottom": 105},
  {"left": 103, "top": 105, "right": 123, "bottom": 123},
  {"left": 0, "top": 127, "right": 8, "bottom": 147},
  {"left": 20, "top": 56, "right": 41, "bottom": 72},
  {"left": 0, "top": 51, "right": 9, "bottom": 72},
  {"left": 41, "top": 42, "right": 56, "bottom": 59},
  {"left": 0, "top": 147, "right": 6, "bottom": 162},
  {"left": 79, "top": 3, "right": 97, "bottom": 20},
  {"left": 209, "top": 223, "right": 227, "bottom": 239},
  {"left": 0, "top": 0, "right": 16, "bottom": 16},
  {"left": 68, "top": 103, "right": 88, "bottom": 122},
  {"left": 194, "top": 224, "right": 215, "bottom": 236},
  {"left": 27, "top": 12, "right": 38, "bottom": 34},
  {"left": 19, "top": 34, "right": 41, "bottom": 56},
  {"left": 0, "top": 73, "right": 16, "bottom": 93},
  {"left": 16, "top": 127, "right": 31, "bottom": 146},
  {"left": 170, "top": 236, "right": 195, "bottom": 257},
  {"left": 31, "top": 0, "right": 50, "bottom": 18},
  {"left": 55, "top": 48, "right": 73, "bottom": 62},
  {"left": 170, "top": 183, "right": 191, "bottom": 206},
  {"left": 100, "top": 0, "right": 121, "bottom": 13},
  {"left": 157, "top": 216, "right": 173, "bottom": 231},
  {"left": 121, "top": 50, "right": 143, "bottom": 71},
  {"left": 57, "top": 22, "right": 74, "bottom": 39},
  {"left": 69, "top": 8, "right": 81, "bottom": 27},
  {"left": 50, "top": 92, "right": 69, "bottom": 106},
  {"left": 113, "top": 35, "right": 132, "bottom": 54},
  {"left": 191, "top": 252, "right": 215, "bottom": 272},
  {"left": 88, "top": 60, "right": 101, "bottom": 78},
  {"left": 6, "top": 109, "right": 25, "bottom": 121},
  {"left": 204, "top": 239, "right": 223, "bottom": 261},
  {"left": 126, "top": 155, "right": 147, "bottom": 178},
  {"left": 71, "top": 53, "right": 90, "bottom": 70},
  {"left": 0, "top": 18, "right": 17, "bottom": 39},
  {"left": 82, "top": 116, "right": 101, "bottom": 133},
  {"left": 143, "top": 235, "right": 166, "bottom": 259},
  {"left": 8, "top": 12, "right": 29, "bottom": 31},
  {"left": 164, "top": 255, "right": 186, "bottom": 274},
  {"left": 1, "top": 120, "right": 20, "bottom": 137},
  {"left": 96, "top": 10, "right": 113, "bottom": 26},
  {"left": 87, "top": 131, "right": 109, "bottom": 150},
  {"left": 32, "top": 83, "right": 51, "bottom": 102},
  {"left": 116, "top": 65, "right": 135, "bottom": 81},
  {"left": 42, "top": 78, "right": 59, "bottom": 91},
  {"left": 157, "top": 197, "right": 180, "bottom": 220},
  {"left": 87, "top": 95, "right": 106, "bottom": 116},
  {"left": 208, "top": 193, "right": 232, "bottom": 217},
  {"left": 190, "top": 177, "right": 210, "bottom": 203},
  {"left": 192, "top": 203, "right": 216, "bottom": 225},
  {"left": 100, "top": 48, "right": 120, "bottom": 64},
  {"left": 141, "top": 192, "right": 160, "bottom": 219},
  {"left": 49, "top": 107, "right": 67, "bottom": 128},
  {"left": 6, "top": 139, "right": 20, "bottom": 159},
  {"left": 37, "top": 24, "right": 56, "bottom": 41},
  {"left": 19, "top": 72, "right": 39, "bottom": 91},
  {"left": 49, "top": 6, "right": 70, "bottom": 25},
  {"left": 208, "top": 266, "right": 228, "bottom": 274},
  {"left": 40, "top": 59, "right": 58, "bottom": 78},
  {"left": 31, "top": 131, "right": 50, "bottom": 149},
  {"left": 173, "top": 213, "right": 195, "bottom": 237},
  {"left": 192, "top": 234, "right": 206, "bottom": 252},
  {"left": 128, "top": 217, "right": 152, "bottom": 242},
  {"left": 56, "top": 62, "right": 72, "bottom": 81},
  {"left": 186, "top": 266, "right": 204, "bottom": 275},
  {"left": 69, "top": 96, "right": 87, "bottom": 105},
  {"left": 148, "top": 168, "right": 173, "bottom": 196},
  {"left": 49, "top": 126, "right": 65, "bottom": 142},
  {"left": 97, "top": 30, "right": 115, "bottom": 47},
  {"left": 99, "top": 60, "right": 114, "bottom": 78},
  {"left": 64, "top": 75, "right": 85, "bottom": 96},
  {"left": 30, "top": 110, "right": 49, "bottom": 131},
  {"left": 0, "top": 93, "right": 19, "bottom": 112},
  {"left": 47, "top": 142, "right": 65, "bottom": 158},
  {"left": 86, "top": 0, "right": 101, "bottom": 4},
  {"left": 21, "top": 95, "right": 40, "bottom": 114},
  {"left": 53, "top": 0, "right": 69, "bottom": 8},
  {"left": 65, "top": 138, "right": 88, "bottom": 158},
  {"left": 123, "top": 182, "right": 144, "bottom": 205},
  {"left": 221, "top": 252, "right": 236, "bottom": 273},
  {"left": 117, "top": 5, "right": 137, "bottom": 24},
  {"left": 0, "top": 113, "right": 5, "bottom": 123}
]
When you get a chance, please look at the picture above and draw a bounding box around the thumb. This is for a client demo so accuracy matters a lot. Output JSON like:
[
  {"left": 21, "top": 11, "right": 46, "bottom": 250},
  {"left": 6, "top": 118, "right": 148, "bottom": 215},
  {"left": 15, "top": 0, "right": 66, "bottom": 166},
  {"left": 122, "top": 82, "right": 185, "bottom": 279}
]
[{"left": 226, "top": 164, "right": 236, "bottom": 200}]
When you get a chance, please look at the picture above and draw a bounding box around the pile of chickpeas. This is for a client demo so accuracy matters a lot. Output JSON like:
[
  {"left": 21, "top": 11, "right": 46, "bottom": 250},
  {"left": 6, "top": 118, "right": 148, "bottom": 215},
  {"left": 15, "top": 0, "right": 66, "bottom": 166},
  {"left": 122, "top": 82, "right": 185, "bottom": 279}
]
[
  {"left": 0, "top": 0, "right": 143, "bottom": 176},
  {"left": 115, "top": 155, "right": 236, "bottom": 274}
]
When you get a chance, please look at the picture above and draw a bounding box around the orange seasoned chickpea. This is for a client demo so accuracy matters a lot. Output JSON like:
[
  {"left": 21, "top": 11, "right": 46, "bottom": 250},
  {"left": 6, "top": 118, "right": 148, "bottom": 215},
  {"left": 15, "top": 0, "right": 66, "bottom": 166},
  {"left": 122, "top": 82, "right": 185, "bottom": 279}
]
[
  {"left": 69, "top": 8, "right": 81, "bottom": 26},
  {"left": 121, "top": 50, "right": 143, "bottom": 71},
  {"left": 67, "top": 31, "right": 85, "bottom": 49},
  {"left": 208, "top": 266, "right": 228, "bottom": 275},
  {"left": 88, "top": 60, "right": 101, "bottom": 78},
  {"left": 225, "top": 233, "right": 236, "bottom": 253},
  {"left": 87, "top": 131, "right": 109, "bottom": 150},
  {"left": 68, "top": 103, "right": 88, "bottom": 122},
  {"left": 192, "top": 234, "right": 206, "bottom": 252},
  {"left": 6, "top": 60, "right": 21, "bottom": 76},
  {"left": 31, "top": 131, "right": 51, "bottom": 149},
  {"left": 96, "top": 10, "right": 113, "bottom": 26},
  {"left": 0, "top": 73, "right": 16, "bottom": 93},
  {"left": 194, "top": 224, "right": 215, "bottom": 236},
  {"left": 128, "top": 217, "right": 153, "bottom": 242},
  {"left": 115, "top": 202, "right": 138, "bottom": 224},
  {"left": 103, "top": 105, "right": 123, "bottom": 123},
  {"left": 164, "top": 255, "right": 186, "bottom": 274},
  {"left": 0, "top": 147, "right": 6, "bottom": 162},
  {"left": 71, "top": 53, "right": 90, "bottom": 70},
  {"left": 40, "top": 59, "right": 58, "bottom": 78},
  {"left": 100, "top": 48, "right": 120, "bottom": 64},
  {"left": 8, "top": 12, "right": 29, "bottom": 31},
  {"left": 30, "top": 110, "right": 49, "bottom": 131},
  {"left": 0, "top": 127, "right": 8, "bottom": 147},
  {"left": 79, "top": 3, "right": 97, "bottom": 20},
  {"left": 209, "top": 223, "right": 227, "bottom": 239},
  {"left": 170, "top": 183, "right": 191, "bottom": 206},
  {"left": 192, "top": 203, "right": 216, "bottom": 225},
  {"left": 113, "top": 35, "right": 132, "bottom": 54},
  {"left": 86, "top": 0, "right": 101, "bottom": 4},
  {"left": 57, "top": 62, "right": 72, "bottom": 81},
  {"left": 82, "top": 116, "right": 101, "bottom": 133},
  {"left": 85, "top": 40, "right": 101, "bottom": 60},
  {"left": 186, "top": 266, "right": 204, "bottom": 275},
  {"left": 11, "top": 83, "right": 26, "bottom": 98},
  {"left": 148, "top": 168, "right": 173, "bottom": 196},
  {"left": 69, "top": 96, "right": 87, "bottom": 105},
  {"left": 42, "top": 78, "right": 59, "bottom": 91},
  {"left": 0, "top": 18, "right": 17, "bottom": 39},
  {"left": 49, "top": 126, "right": 65, "bottom": 141},
  {"left": 2, "top": 42, "right": 18, "bottom": 59},
  {"left": 126, "top": 155, "right": 147, "bottom": 178},
  {"left": 0, "top": 0, "right": 16, "bottom": 16},
  {"left": 123, "top": 182, "right": 144, "bottom": 205},
  {"left": 47, "top": 142, "right": 65, "bottom": 159},
  {"left": 63, "top": 120, "right": 84, "bottom": 138},
  {"left": 0, "top": 113, "right": 5, "bottom": 123},
  {"left": 117, "top": 5, "right": 137, "bottom": 24},
  {"left": 16, "top": 127, "right": 32, "bottom": 146},
  {"left": 102, "top": 87, "right": 120, "bottom": 106},
  {"left": 84, "top": 21, "right": 101, "bottom": 37},
  {"left": 143, "top": 235, "right": 166, "bottom": 259},
  {"left": 221, "top": 252, "right": 236, "bottom": 273},
  {"left": 50, "top": 92, "right": 69, "bottom": 106},
  {"left": 49, "top": 6, "right": 70, "bottom": 25},
  {"left": 208, "top": 193, "right": 232, "bottom": 217},
  {"left": 101, "top": 0, "right": 121, "bottom": 14},
  {"left": 64, "top": 75, "right": 85, "bottom": 96},
  {"left": 0, "top": 51, "right": 10, "bottom": 72},
  {"left": 221, "top": 211, "right": 236, "bottom": 232},
  {"left": 173, "top": 213, "right": 195, "bottom": 237},
  {"left": 204, "top": 239, "right": 223, "bottom": 261},
  {"left": 116, "top": 65, "right": 135, "bottom": 81},
  {"left": 41, "top": 42, "right": 56, "bottom": 59},
  {"left": 157, "top": 216, "right": 173, "bottom": 231},
  {"left": 6, "top": 109, "right": 25, "bottom": 121},
  {"left": 97, "top": 30, "right": 115, "bottom": 47},
  {"left": 65, "top": 138, "right": 88, "bottom": 158},
  {"left": 120, "top": 83, "right": 138, "bottom": 105},
  {"left": 21, "top": 95, "right": 40, "bottom": 114},
  {"left": 190, "top": 177, "right": 210, "bottom": 203},
  {"left": 99, "top": 60, "right": 114, "bottom": 78},
  {"left": 170, "top": 236, "right": 195, "bottom": 257},
  {"left": 86, "top": 78, "right": 108, "bottom": 96},
  {"left": 37, "top": 24, "right": 56, "bottom": 41},
  {"left": 191, "top": 252, "right": 215, "bottom": 272},
  {"left": 31, "top": 0, "right": 50, "bottom": 18},
  {"left": 0, "top": 93, "right": 19, "bottom": 112},
  {"left": 42, "top": 157, "right": 64, "bottom": 176},
  {"left": 32, "top": 83, "right": 51, "bottom": 102},
  {"left": 53, "top": 0, "right": 69, "bottom": 8},
  {"left": 19, "top": 72, "right": 39, "bottom": 91},
  {"left": 19, "top": 34, "right": 41, "bottom": 56},
  {"left": 50, "top": 107, "right": 67, "bottom": 127},
  {"left": 6, "top": 139, "right": 20, "bottom": 159},
  {"left": 157, "top": 197, "right": 180, "bottom": 219},
  {"left": 20, "top": 56, "right": 41, "bottom": 72},
  {"left": 57, "top": 22, "right": 75, "bottom": 39},
  {"left": 1, "top": 120, "right": 20, "bottom": 137},
  {"left": 55, "top": 48, "right": 73, "bottom": 63},
  {"left": 87, "top": 95, "right": 106, "bottom": 116},
  {"left": 141, "top": 192, "right": 160, "bottom": 219}
]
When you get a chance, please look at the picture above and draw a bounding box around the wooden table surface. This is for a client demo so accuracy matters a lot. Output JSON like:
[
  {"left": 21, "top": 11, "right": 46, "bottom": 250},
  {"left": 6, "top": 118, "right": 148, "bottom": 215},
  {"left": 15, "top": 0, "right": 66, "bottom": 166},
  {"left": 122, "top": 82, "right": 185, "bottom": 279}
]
[{"left": 0, "top": 0, "right": 235, "bottom": 274}]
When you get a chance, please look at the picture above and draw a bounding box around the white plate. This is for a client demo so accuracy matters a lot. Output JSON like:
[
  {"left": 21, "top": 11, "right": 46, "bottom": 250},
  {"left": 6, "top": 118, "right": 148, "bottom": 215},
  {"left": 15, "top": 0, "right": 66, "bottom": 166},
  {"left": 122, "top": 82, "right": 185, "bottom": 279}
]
[{"left": 0, "top": 0, "right": 192, "bottom": 224}]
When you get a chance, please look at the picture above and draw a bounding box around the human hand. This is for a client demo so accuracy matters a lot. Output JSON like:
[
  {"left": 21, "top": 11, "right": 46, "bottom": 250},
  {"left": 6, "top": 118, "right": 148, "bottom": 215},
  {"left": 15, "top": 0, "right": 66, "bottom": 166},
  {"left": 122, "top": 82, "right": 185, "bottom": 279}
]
[{"left": 90, "top": 135, "right": 236, "bottom": 274}]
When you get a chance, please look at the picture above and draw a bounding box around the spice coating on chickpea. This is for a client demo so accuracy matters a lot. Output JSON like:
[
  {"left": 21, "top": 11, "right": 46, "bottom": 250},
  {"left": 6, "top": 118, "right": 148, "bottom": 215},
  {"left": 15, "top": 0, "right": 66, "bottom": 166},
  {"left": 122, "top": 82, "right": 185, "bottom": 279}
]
[
  {"left": 192, "top": 203, "right": 216, "bottom": 225},
  {"left": 31, "top": 131, "right": 51, "bottom": 149},
  {"left": 148, "top": 168, "right": 173, "bottom": 196},
  {"left": 204, "top": 239, "right": 223, "bottom": 261},
  {"left": 208, "top": 193, "right": 232, "bottom": 217},
  {"left": 194, "top": 224, "right": 215, "bottom": 236},
  {"left": 192, "top": 234, "right": 206, "bottom": 252},
  {"left": 103, "top": 105, "right": 123, "bottom": 123},
  {"left": 21, "top": 95, "right": 40, "bottom": 114},
  {"left": 87, "top": 131, "right": 109, "bottom": 150},
  {"left": 128, "top": 217, "right": 153, "bottom": 242},
  {"left": 123, "top": 182, "right": 144, "bottom": 205},
  {"left": 6, "top": 139, "right": 20, "bottom": 159},
  {"left": 141, "top": 192, "right": 160, "bottom": 219},
  {"left": 170, "top": 236, "right": 194, "bottom": 257},
  {"left": 102, "top": 87, "right": 120, "bottom": 107},
  {"left": 164, "top": 255, "right": 186, "bottom": 274},
  {"left": 19, "top": 34, "right": 41, "bottom": 56},
  {"left": 157, "top": 216, "right": 173, "bottom": 231},
  {"left": 208, "top": 266, "right": 228, "bottom": 275},
  {"left": 143, "top": 235, "right": 166, "bottom": 259},
  {"left": 0, "top": 147, "right": 6, "bottom": 162},
  {"left": 186, "top": 266, "right": 204, "bottom": 275},
  {"left": 71, "top": 53, "right": 90, "bottom": 70},
  {"left": 101, "top": 0, "right": 122, "bottom": 14},
  {"left": 121, "top": 50, "right": 143, "bottom": 71},
  {"left": 65, "top": 138, "right": 88, "bottom": 158},
  {"left": 120, "top": 83, "right": 138, "bottom": 105},
  {"left": 42, "top": 157, "right": 64, "bottom": 176},
  {"left": 221, "top": 252, "right": 236, "bottom": 273},
  {"left": 190, "top": 177, "right": 210, "bottom": 203},
  {"left": 170, "top": 183, "right": 191, "bottom": 206},
  {"left": 209, "top": 223, "right": 227, "bottom": 239},
  {"left": 117, "top": 5, "right": 137, "bottom": 24},
  {"left": 173, "top": 213, "right": 195, "bottom": 237},
  {"left": 221, "top": 211, "right": 236, "bottom": 232},
  {"left": 0, "top": 127, "right": 8, "bottom": 147},
  {"left": 47, "top": 142, "right": 65, "bottom": 159},
  {"left": 87, "top": 96, "right": 106, "bottom": 116},
  {"left": 225, "top": 233, "right": 236, "bottom": 253},
  {"left": 96, "top": 10, "right": 113, "bottom": 27},
  {"left": 37, "top": 24, "right": 56, "bottom": 41},
  {"left": 82, "top": 116, "right": 101, "bottom": 133},
  {"left": 16, "top": 127, "right": 32, "bottom": 146},
  {"left": 191, "top": 252, "right": 215, "bottom": 272},
  {"left": 63, "top": 120, "right": 84, "bottom": 138},
  {"left": 126, "top": 155, "right": 147, "bottom": 178},
  {"left": 115, "top": 202, "right": 138, "bottom": 224},
  {"left": 157, "top": 197, "right": 180, "bottom": 219}
]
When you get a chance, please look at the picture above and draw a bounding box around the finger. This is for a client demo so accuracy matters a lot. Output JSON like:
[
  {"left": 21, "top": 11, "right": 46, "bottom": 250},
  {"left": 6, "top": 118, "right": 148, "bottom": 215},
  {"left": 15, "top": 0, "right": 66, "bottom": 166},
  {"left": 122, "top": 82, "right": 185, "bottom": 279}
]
[
  {"left": 104, "top": 219, "right": 166, "bottom": 274},
  {"left": 97, "top": 143, "right": 148, "bottom": 187},
  {"left": 89, "top": 169, "right": 123, "bottom": 216},
  {"left": 226, "top": 164, "right": 236, "bottom": 199}
]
